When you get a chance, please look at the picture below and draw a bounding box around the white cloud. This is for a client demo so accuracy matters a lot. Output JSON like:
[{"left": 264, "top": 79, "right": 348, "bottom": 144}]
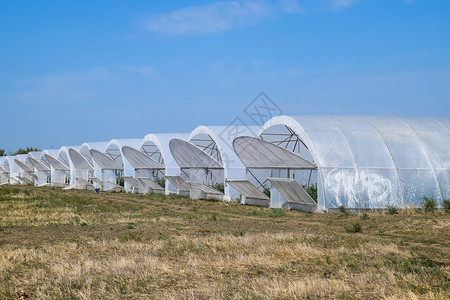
[{"left": 145, "top": 0, "right": 303, "bottom": 35}]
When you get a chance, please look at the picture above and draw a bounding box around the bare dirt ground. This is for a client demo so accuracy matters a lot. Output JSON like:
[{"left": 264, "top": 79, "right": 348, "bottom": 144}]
[{"left": 0, "top": 185, "right": 449, "bottom": 299}]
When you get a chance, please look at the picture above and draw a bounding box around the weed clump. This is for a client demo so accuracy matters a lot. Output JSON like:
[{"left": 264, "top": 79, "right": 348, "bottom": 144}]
[
  {"left": 248, "top": 210, "right": 259, "bottom": 216},
  {"left": 422, "top": 196, "right": 437, "bottom": 212},
  {"left": 233, "top": 230, "right": 245, "bottom": 237},
  {"left": 207, "top": 212, "right": 218, "bottom": 221},
  {"left": 269, "top": 208, "right": 286, "bottom": 218},
  {"left": 442, "top": 199, "right": 450, "bottom": 212},
  {"left": 345, "top": 221, "right": 362, "bottom": 233},
  {"left": 360, "top": 213, "right": 370, "bottom": 220},
  {"left": 386, "top": 205, "right": 399, "bottom": 215},
  {"left": 0, "top": 186, "right": 20, "bottom": 195}
]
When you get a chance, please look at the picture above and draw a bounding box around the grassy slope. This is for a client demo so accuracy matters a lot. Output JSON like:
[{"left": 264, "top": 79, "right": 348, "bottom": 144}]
[{"left": 0, "top": 186, "right": 449, "bottom": 299}]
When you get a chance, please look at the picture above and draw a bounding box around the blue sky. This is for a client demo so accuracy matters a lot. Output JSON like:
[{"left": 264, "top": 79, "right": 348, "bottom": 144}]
[{"left": 1, "top": 0, "right": 449, "bottom": 152}]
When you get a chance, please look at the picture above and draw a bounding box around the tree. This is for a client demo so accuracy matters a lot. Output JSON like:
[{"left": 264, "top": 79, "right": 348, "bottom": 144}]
[
  {"left": 0, "top": 149, "right": 5, "bottom": 156},
  {"left": 9, "top": 147, "right": 41, "bottom": 156}
]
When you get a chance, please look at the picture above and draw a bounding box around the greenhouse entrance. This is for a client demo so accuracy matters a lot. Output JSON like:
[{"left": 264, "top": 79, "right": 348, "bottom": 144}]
[
  {"left": 89, "top": 149, "right": 124, "bottom": 192},
  {"left": 232, "top": 131, "right": 318, "bottom": 211},
  {"left": 121, "top": 145, "right": 165, "bottom": 194},
  {"left": 44, "top": 154, "right": 70, "bottom": 187},
  {"left": 169, "top": 138, "right": 224, "bottom": 200}
]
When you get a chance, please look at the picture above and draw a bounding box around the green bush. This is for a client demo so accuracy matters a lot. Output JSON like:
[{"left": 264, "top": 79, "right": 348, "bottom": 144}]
[
  {"left": 263, "top": 186, "right": 271, "bottom": 197},
  {"left": 213, "top": 183, "right": 224, "bottom": 193},
  {"left": 442, "top": 199, "right": 450, "bottom": 212},
  {"left": 345, "top": 221, "right": 362, "bottom": 233},
  {"left": 303, "top": 184, "right": 318, "bottom": 202},
  {"left": 338, "top": 205, "right": 346, "bottom": 214},
  {"left": 156, "top": 178, "right": 165, "bottom": 188},
  {"left": 116, "top": 177, "right": 124, "bottom": 187},
  {"left": 386, "top": 205, "right": 399, "bottom": 215},
  {"left": 360, "top": 213, "right": 370, "bottom": 220},
  {"left": 9, "top": 147, "right": 40, "bottom": 155},
  {"left": 422, "top": 196, "right": 437, "bottom": 212}
]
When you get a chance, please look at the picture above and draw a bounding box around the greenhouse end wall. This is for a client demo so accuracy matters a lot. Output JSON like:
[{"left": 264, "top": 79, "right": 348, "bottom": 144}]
[{"left": 261, "top": 115, "right": 450, "bottom": 209}]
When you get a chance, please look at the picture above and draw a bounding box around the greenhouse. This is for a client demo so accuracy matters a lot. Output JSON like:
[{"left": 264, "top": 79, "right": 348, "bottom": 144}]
[
  {"left": 43, "top": 152, "right": 70, "bottom": 187},
  {"left": 89, "top": 149, "right": 124, "bottom": 192},
  {"left": 0, "top": 157, "right": 9, "bottom": 185},
  {"left": 169, "top": 125, "right": 257, "bottom": 201},
  {"left": 2, "top": 114, "right": 448, "bottom": 211},
  {"left": 14, "top": 154, "right": 37, "bottom": 185},
  {"left": 231, "top": 136, "right": 317, "bottom": 211},
  {"left": 68, "top": 148, "right": 94, "bottom": 190},
  {"left": 254, "top": 115, "right": 450, "bottom": 210},
  {"left": 27, "top": 155, "right": 51, "bottom": 186},
  {"left": 139, "top": 133, "right": 190, "bottom": 195},
  {"left": 121, "top": 145, "right": 165, "bottom": 194}
]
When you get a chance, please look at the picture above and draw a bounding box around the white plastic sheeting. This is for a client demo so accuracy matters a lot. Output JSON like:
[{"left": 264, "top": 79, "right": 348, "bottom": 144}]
[
  {"left": 28, "top": 157, "right": 50, "bottom": 172},
  {"left": 43, "top": 153, "right": 70, "bottom": 187},
  {"left": 14, "top": 159, "right": 33, "bottom": 173},
  {"left": 27, "top": 156, "right": 51, "bottom": 186},
  {"left": 68, "top": 148, "right": 94, "bottom": 189},
  {"left": 233, "top": 136, "right": 317, "bottom": 169},
  {"left": 226, "top": 180, "right": 270, "bottom": 207},
  {"left": 140, "top": 133, "right": 190, "bottom": 195},
  {"left": 122, "top": 146, "right": 164, "bottom": 170},
  {"left": 169, "top": 139, "right": 223, "bottom": 169},
  {"left": 90, "top": 149, "right": 123, "bottom": 170},
  {"left": 3, "top": 156, "right": 19, "bottom": 184},
  {"left": 261, "top": 115, "right": 450, "bottom": 209},
  {"left": 44, "top": 154, "right": 70, "bottom": 171},
  {"left": 0, "top": 157, "right": 9, "bottom": 185},
  {"left": 268, "top": 177, "right": 317, "bottom": 212},
  {"left": 69, "top": 148, "right": 93, "bottom": 170},
  {"left": 186, "top": 125, "right": 259, "bottom": 201},
  {"left": 79, "top": 142, "right": 108, "bottom": 167}
]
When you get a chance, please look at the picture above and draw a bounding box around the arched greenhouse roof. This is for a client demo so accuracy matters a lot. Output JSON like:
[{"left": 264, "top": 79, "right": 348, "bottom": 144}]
[
  {"left": 28, "top": 157, "right": 50, "bottom": 172},
  {"left": 122, "top": 146, "right": 164, "bottom": 170},
  {"left": 188, "top": 125, "right": 259, "bottom": 180},
  {"left": 140, "top": 133, "right": 190, "bottom": 176},
  {"left": 44, "top": 154, "right": 70, "bottom": 171},
  {"left": 169, "top": 138, "right": 223, "bottom": 169},
  {"left": 261, "top": 115, "right": 450, "bottom": 209},
  {"left": 233, "top": 136, "right": 317, "bottom": 170},
  {"left": 68, "top": 148, "right": 93, "bottom": 170},
  {"left": 0, "top": 157, "right": 9, "bottom": 174},
  {"left": 90, "top": 149, "right": 123, "bottom": 170}
]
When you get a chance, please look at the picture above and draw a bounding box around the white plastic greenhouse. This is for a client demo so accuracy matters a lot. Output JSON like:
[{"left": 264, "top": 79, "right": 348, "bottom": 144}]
[
  {"left": 169, "top": 125, "right": 258, "bottom": 201},
  {"left": 256, "top": 115, "right": 450, "bottom": 211},
  {"left": 1, "top": 115, "right": 449, "bottom": 211}
]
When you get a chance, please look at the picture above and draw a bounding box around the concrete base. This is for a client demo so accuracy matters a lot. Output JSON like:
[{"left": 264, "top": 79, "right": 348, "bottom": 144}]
[{"left": 244, "top": 197, "right": 269, "bottom": 207}]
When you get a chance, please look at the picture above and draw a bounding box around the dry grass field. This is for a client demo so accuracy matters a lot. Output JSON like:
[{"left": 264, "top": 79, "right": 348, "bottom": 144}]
[{"left": 0, "top": 185, "right": 449, "bottom": 299}]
